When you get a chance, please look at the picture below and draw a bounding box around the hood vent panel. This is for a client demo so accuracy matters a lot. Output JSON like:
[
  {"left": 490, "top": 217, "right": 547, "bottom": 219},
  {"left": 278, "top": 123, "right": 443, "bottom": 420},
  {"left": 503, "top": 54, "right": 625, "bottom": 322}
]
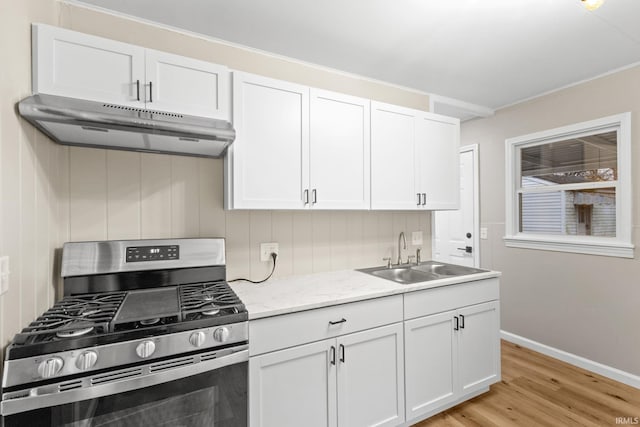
[
  {"left": 19, "top": 94, "right": 235, "bottom": 158},
  {"left": 102, "top": 103, "right": 185, "bottom": 118}
]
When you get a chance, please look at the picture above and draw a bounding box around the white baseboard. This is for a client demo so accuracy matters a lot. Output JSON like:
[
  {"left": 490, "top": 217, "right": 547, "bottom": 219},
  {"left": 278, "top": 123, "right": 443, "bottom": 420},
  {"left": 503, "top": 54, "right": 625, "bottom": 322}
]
[{"left": 501, "top": 330, "right": 640, "bottom": 390}]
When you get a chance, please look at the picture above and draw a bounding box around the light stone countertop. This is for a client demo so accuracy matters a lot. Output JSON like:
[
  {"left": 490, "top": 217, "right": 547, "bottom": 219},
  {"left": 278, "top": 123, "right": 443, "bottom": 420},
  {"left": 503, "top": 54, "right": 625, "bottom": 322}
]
[{"left": 230, "top": 267, "right": 501, "bottom": 320}]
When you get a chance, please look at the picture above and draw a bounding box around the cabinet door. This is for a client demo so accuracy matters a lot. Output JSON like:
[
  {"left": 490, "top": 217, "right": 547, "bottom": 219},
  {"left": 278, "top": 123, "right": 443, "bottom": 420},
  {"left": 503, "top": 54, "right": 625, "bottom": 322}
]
[
  {"left": 228, "top": 72, "right": 309, "bottom": 209},
  {"left": 309, "top": 89, "right": 370, "bottom": 209},
  {"left": 32, "top": 24, "right": 145, "bottom": 106},
  {"left": 144, "top": 49, "right": 229, "bottom": 119},
  {"left": 457, "top": 301, "right": 501, "bottom": 396},
  {"left": 415, "top": 113, "right": 460, "bottom": 210},
  {"left": 371, "top": 102, "right": 419, "bottom": 210},
  {"left": 249, "top": 340, "right": 337, "bottom": 427},
  {"left": 337, "top": 323, "right": 404, "bottom": 427},
  {"left": 404, "top": 311, "right": 458, "bottom": 420}
]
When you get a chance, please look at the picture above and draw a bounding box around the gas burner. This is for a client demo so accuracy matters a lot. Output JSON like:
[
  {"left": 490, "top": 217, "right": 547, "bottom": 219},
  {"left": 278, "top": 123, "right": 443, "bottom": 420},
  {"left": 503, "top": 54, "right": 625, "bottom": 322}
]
[
  {"left": 139, "top": 318, "right": 160, "bottom": 326},
  {"left": 202, "top": 309, "right": 220, "bottom": 316},
  {"left": 56, "top": 327, "right": 94, "bottom": 338}
]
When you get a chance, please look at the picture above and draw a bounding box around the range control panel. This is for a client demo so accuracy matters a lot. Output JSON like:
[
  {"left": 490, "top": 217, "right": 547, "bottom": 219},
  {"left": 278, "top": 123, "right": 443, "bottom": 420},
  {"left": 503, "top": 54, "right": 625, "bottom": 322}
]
[{"left": 126, "top": 245, "right": 179, "bottom": 262}]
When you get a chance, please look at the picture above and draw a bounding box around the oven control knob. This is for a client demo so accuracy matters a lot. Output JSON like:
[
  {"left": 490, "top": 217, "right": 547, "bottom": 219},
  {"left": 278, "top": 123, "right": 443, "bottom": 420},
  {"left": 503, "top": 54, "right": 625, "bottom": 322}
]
[
  {"left": 38, "top": 357, "right": 64, "bottom": 379},
  {"left": 189, "top": 331, "right": 206, "bottom": 348},
  {"left": 76, "top": 350, "right": 98, "bottom": 371},
  {"left": 213, "top": 327, "right": 230, "bottom": 343},
  {"left": 136, "top": 340, "right": 156, "bottom": 359}
]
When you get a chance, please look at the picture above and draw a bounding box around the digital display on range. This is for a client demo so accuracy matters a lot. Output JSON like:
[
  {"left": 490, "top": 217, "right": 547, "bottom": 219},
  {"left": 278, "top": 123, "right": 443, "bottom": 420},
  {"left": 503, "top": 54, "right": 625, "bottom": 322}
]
[{"left": 126, "top": 245, "right": 179, "bottom": 262}]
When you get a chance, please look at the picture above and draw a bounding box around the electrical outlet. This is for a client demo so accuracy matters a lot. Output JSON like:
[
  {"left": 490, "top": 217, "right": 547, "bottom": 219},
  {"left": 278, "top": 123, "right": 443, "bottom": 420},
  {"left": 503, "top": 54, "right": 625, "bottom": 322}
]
[
  {"left": 411, "top": 231, "right": 423, "bottom": 246},
  {"left": 0, "top": 256, "right": 9, "bottom": 296},
  {"left": 260, "top": 243, "right": 279, "bottom": 262},
  {"left": 480, "top": 227, "right": 488, "bottom": 240}
]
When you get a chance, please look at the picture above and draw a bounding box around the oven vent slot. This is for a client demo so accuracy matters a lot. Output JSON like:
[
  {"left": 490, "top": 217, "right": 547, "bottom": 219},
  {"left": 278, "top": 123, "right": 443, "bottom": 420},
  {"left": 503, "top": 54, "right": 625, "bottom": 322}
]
[
  {"left": 149, "top": 356, "right": 195, "bottom": 372},
  {"left": 200, "top": 350, "right": 221, "bottom": 362},
  {"left": 91, "top": 367, "right": 143, "bottom": 385},
  {"left": 4, "top": 390, "right": 30, "bottom": 400},
  {"left": 59, "top": 380, "right": 82, "bottom": 392}
]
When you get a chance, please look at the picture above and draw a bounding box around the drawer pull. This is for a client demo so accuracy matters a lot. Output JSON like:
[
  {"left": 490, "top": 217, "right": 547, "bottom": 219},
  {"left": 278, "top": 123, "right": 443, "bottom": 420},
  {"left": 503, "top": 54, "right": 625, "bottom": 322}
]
[
  {"left": 339, "top": 344, "right": 345, "bottom": 363},
  {"left": 329, "top": 318, "right": 347, "bottom": 326},
  {"left": 459, "top": 314, "right": 465, "bottom": 329},
  {"left": 330, "top": 346, "right": 336, "bottom": 365}
]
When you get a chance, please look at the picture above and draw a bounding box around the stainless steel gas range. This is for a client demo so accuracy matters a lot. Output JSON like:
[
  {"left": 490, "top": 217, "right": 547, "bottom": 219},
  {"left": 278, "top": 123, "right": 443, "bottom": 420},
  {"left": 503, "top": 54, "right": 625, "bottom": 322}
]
[{"left": 1, "top": 238, "right": 248, "bottom": 427}]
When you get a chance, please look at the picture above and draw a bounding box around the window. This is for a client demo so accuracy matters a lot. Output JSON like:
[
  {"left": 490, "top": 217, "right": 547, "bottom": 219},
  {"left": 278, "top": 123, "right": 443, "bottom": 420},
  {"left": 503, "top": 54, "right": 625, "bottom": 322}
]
[{"left": 505, "top": 113, "right": 633, "bottom": 258}]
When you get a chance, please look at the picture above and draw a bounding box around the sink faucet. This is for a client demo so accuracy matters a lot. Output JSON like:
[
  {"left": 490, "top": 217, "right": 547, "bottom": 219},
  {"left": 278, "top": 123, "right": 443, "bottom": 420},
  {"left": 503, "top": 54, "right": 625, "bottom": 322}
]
[{"left": 397, "top": 232, "right": 407, "bottom": 265}]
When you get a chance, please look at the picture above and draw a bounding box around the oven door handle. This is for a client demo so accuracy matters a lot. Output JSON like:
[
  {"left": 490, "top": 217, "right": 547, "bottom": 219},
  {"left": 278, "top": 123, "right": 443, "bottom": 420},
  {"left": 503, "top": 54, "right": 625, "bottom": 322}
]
[{"left": 1, "top": 345, "right": 248, "bottom": 416}]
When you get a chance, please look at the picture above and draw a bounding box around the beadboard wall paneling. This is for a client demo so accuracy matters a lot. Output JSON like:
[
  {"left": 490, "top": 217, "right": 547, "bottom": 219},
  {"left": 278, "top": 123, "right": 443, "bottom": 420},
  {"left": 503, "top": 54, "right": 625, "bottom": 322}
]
[{"left": 64, "top": 148, "right": 432, "bottom": 282}]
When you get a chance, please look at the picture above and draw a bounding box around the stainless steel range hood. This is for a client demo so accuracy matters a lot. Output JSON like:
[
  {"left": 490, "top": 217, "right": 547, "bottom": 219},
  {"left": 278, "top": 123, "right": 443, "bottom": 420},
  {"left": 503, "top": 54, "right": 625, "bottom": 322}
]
[{"left": 18, "top": 94, "right": 235, "bottom": 158}]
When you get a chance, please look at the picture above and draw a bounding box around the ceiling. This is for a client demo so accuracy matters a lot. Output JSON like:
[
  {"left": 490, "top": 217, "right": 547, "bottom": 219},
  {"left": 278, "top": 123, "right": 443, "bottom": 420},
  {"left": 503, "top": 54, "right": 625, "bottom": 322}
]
[{"left": 73, "top": 0, "right": 640, "bottom": 111}]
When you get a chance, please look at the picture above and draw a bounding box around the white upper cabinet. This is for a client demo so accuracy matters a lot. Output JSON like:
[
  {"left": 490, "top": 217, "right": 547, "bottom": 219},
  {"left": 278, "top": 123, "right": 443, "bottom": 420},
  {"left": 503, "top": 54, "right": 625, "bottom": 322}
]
[
  {"left": 416, "top": 114, "right": 460, "bottom": 210},
  {"left": 144, "top": 49, "right": 229, "bottom": 119},
  {"left": 226, "top": 77, "right": 371, "bottom": 210},
  {"left": 310, "top": 89, "right": 370, "bottom": 210},
  {"left": 226, "top": 72, "right": 309, "bottom": 209},
  {"left": 32, "top": 24, "right": 229, "bottom": 119},
  {"left": 371, "top": 102, "right": 420, "bottom": 210},
  {"left": 371, "top": 101, "right": 460, "bottom": 210},
  {"left": 33, "top": 24, "right": 145, "bottom": 106}
]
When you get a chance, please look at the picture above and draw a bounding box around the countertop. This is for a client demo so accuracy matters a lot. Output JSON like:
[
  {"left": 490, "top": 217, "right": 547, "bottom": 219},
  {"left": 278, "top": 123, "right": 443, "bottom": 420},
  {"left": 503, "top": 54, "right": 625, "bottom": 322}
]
[{"left": 230, "top": 267, "right": 501, "bottom": 320}]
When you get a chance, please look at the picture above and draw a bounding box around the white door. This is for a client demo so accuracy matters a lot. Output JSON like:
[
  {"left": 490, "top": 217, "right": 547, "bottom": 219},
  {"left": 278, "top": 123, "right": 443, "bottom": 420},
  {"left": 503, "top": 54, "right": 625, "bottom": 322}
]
[
  {"left": 309, "top": 89, "right": 370, "bottom": 209},
  {"left": 337, "top": 323, "right": 405, "bottom": 427},
  {"left": 228, "top": 72, "right": 309, "bottom": 209},
  {"left": 404, "top": 311, "right": 458, "bottom": 420},
  {"left": 144, "top": 49, "right": 229, "bottom": 119},
  {"left": 33, "top": 24, "right": 145, "bottom": 106},
  {"left": 415, "top": 114, "right": 460, "bottom": 210},
  {"left": 457, "top": 301, "right": 501, "bottom": 396},
  {"left": 371, "top": 102, "right": 419, "bottom": 210},
  {"left": 433, "top": 145, "right": 479, "bottom": 267},
  {"left": 249, "top": 340, "right": 337, "bottom": 427}
]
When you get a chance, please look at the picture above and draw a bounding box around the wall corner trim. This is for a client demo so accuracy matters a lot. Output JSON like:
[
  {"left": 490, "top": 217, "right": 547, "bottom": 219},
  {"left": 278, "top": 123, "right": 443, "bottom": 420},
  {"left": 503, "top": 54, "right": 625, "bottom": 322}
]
[{"left": 500, "top": 330, "right": 640, "bottom": 390}]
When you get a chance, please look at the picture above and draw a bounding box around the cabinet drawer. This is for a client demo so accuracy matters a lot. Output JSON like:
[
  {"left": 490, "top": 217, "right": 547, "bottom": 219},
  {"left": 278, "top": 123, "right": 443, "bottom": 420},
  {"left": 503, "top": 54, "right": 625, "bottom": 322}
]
[
  {"left": 249, "top": 295, "right": 403, "bottom": 356},
  {"left": 404, "top": 278, "right": 499, "bottom": 320}
]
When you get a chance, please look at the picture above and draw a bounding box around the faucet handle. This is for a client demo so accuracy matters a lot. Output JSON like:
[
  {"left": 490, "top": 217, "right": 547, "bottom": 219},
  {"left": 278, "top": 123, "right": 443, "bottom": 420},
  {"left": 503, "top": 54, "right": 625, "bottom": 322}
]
[
  {"left": 382, "top": 257, "right": 392, "bottom": 268},
  {"left": 416, "top": 248, "right": 421, "bottom": 263}
]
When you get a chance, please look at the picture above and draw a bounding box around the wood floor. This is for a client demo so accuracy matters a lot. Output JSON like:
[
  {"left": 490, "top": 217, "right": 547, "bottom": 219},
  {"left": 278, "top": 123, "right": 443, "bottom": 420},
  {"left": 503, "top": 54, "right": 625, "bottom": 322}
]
[{"left": 413, "top": 340, "right": 640, "bottom": 427}]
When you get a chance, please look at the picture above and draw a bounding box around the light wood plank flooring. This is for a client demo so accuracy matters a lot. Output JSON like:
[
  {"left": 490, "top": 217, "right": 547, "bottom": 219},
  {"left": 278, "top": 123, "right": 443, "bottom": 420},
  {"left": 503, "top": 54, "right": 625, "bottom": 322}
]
[{"left": 414, "top": 340, "right": 640, "bottom": 427}]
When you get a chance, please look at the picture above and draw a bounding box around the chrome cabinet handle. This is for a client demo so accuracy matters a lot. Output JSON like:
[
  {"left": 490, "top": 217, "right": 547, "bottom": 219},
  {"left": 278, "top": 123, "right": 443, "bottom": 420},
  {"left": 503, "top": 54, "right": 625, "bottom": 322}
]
[
  {"left": 136, "top": 80, "right": 140, "bottom": 101},
  {"left": 330, "top": 346, "right": 336, "bottom": 365},
  {"left": 416, "top": 193, "right": 421, "bottom": 206},
  {"left": 339, "top": 344, "right": 345, "bottom": 363},
  {"left": 329, "top": 318, "right": 346, "bottom": 325},
  {"left": 460, "top": 314, "right": 465, "bottom": 329},
  {"left": 422, "top": 193, "right": 427, "bottom": 206},
  {"left": 149, "top": 81, "right": 153, "bottom": 102},
  {"left": 454, "top": 316, "right": 459, "bottom": 331},
  {"left": 303, "top": 189, "right": 309, "bottom": 205},
  {"left": 312, "top": 189, "right": 317, "bottom": 204}
]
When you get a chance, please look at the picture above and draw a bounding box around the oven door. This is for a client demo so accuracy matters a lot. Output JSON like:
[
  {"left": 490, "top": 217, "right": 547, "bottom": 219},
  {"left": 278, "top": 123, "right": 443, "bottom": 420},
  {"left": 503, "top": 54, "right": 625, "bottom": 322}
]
[{"left": 2, "top": 345, "right": 247, "bottom": 427}]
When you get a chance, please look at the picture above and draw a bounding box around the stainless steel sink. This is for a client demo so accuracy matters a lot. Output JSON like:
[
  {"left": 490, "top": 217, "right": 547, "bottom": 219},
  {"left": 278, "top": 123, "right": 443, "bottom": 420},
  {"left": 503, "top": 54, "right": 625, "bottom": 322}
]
[
  {"left": 358, "top": 261, "right": 486, "bottom": 285},
  {"left": 369, "top": 267, "right": 439, "bottom": 284},
  {"left": 411, "top": 262, "right": 486, "bottom": 277}
]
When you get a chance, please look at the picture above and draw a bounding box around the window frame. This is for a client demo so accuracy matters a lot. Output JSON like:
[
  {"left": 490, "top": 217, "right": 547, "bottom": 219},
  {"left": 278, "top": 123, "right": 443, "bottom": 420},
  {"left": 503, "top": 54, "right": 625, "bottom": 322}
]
[{"left": 504, "top": 113, "right": 633, "bottom": 258}]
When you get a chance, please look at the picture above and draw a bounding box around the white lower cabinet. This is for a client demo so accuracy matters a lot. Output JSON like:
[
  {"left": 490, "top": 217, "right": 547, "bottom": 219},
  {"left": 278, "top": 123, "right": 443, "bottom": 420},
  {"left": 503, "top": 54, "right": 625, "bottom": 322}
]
[
  {"left": 404, "top": 311, "right": 458, "bottom": 419},
  {"left": 404, "top": 297, "right": 500, "bottom": 423},
  {"left": 458, "top": 301, "right": 501, "bottom": 395},
  {"left": 249, "top": 323, "right": 404, "bottom": 427},
  {"left": 248, "top": 279, "right": 500, "bottom": 427}
]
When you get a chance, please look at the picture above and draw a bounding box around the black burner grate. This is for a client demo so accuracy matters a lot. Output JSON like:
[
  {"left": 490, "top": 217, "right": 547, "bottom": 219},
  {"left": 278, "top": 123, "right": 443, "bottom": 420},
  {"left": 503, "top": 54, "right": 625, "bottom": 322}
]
[
  {"left": 179, "top": 282, "right": 245, "bottom": 320},
  {"left": 13, "top": 292, "right": 126, "bottom": 345}
]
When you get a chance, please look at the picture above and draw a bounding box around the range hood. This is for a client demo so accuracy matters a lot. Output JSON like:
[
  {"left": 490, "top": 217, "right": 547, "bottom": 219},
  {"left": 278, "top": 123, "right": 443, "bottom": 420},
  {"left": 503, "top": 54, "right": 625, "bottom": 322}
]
[{"left": 18, "top": 94, "right": 235, "bottom": 158}]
